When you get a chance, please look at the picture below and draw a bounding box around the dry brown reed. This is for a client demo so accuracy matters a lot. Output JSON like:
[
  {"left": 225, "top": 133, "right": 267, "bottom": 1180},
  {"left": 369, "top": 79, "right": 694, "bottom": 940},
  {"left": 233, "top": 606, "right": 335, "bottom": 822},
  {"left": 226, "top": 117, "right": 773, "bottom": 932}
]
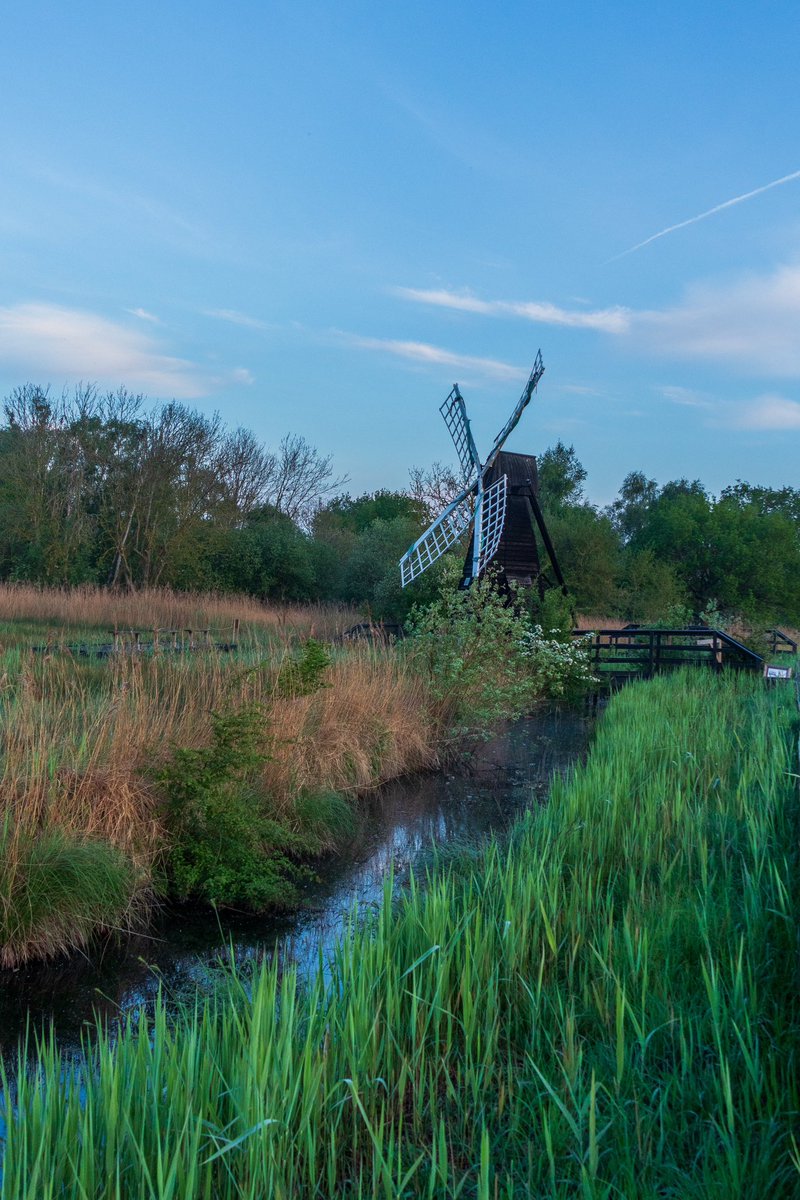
[
  {"left": 724, "top": 616, "right": 800, "bottom": 655},
  {"left": 573, "top": 614, "right": 627, "bottom": 631},
  {"left": 264, "top": 646, "right": 441, "bottom": 801},
  {"left": 0, "top": 583, "right": 359, "bottom": 643}
]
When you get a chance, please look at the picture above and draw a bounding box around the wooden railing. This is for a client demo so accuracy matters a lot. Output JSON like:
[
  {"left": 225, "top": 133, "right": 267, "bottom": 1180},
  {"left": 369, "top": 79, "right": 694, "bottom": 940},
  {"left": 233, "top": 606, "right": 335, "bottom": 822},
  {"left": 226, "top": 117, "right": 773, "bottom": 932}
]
[
  {"left": 573, "top": 626, "right": 764, "bottom": 682},
  {"left": 766, "top": 628, "right": 797, "bottom": 655}
]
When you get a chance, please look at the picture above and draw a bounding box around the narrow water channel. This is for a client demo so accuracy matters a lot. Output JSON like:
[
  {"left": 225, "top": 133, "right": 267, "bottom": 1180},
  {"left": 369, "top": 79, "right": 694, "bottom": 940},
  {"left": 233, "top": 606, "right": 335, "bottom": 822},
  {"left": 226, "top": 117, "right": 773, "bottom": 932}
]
[{"left": 0, "top": 707, "right": 591, "bottom": 1056}]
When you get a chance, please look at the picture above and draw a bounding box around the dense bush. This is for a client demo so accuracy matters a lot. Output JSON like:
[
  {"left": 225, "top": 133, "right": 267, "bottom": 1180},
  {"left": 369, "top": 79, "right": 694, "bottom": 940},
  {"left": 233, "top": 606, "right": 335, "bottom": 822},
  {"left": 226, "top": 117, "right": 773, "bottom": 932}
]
[
  {"left": 406, "top": 565, "right": 594, "bottom": 735},
  {"left": 156, "top": 706, "right": 313, "bottom": 909},
  {"left": 155, "top": 640, "right": 357, "bottom": 909}
]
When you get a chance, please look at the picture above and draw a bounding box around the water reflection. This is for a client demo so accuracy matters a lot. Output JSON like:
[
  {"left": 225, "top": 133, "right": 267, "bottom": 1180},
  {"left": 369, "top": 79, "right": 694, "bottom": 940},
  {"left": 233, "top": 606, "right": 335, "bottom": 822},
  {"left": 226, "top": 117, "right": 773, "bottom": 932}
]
[{"left": 0, "top": 707, "right": 590, "bottom": 1054}]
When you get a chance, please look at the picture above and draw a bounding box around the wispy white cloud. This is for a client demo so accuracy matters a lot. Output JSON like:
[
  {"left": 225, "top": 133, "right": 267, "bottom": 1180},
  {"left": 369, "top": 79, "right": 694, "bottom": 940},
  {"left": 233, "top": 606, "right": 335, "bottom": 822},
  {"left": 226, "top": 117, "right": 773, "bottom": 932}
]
[
  {"left": 30, "top": 163, "right": 235, "bottom": 261},
  {"left": 204, "top": 308, "right": 269, "bottom": 331},
  {"left": 231, "top": 367, "right": 256, "bottom": 385},
  {"left": 396, "top": 286, "right": 630, "bottom": 333},
  {"left": 0, "top": 303, "right": 247, "bottom": 398},
  {"left": 558, "top": 383, "right": 603, "bottom": 397},
  {"left": 613, "top": 168, "right": 800, "bottom": 259},
  {"left": 733, "top": 394, "right": 800, "bottom": 430},
  {"left": 661, "top": 384, "right": 800, "bottom": 431},
  {"left": 632, "top": 263, "right": 800, "bottom": 377},
  {"left": 343, "top": 333, "right": 525, "bottom": 381},
  {"left": 379, "top": 81, "right": 525, "bottom": 181},
  {"left": 397, "top": 264, "right": 800, "bottom": 383},
  {"left": 127, "top": 307, "right": 160, "bottom": 323},
  {"left": 660, "top": 385, "right": 716, "bottom": 409}
]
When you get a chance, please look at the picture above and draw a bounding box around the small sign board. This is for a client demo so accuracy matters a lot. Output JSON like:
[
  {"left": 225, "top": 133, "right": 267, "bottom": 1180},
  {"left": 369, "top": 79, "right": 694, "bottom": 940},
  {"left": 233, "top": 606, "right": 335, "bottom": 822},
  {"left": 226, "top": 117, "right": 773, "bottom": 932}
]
[{"left": 764, "top": 663, "right": 793, "bottom": 680}]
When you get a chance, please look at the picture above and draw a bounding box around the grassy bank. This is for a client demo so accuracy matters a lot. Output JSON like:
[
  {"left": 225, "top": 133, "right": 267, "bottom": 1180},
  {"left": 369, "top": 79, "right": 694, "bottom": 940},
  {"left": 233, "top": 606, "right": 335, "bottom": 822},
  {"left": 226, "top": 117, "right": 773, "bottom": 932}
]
[
  {"left": 0, "top": 578, "right": 588, "bottom": 965},
  {"left": 2, "top": 670, "right": 797, "bottom": 1197},
  {"left": 0, "top": 582, "right": 434, "bottom": 965},
  {"left": 0, "top": 639, "right": 442, "bottom": 965}
]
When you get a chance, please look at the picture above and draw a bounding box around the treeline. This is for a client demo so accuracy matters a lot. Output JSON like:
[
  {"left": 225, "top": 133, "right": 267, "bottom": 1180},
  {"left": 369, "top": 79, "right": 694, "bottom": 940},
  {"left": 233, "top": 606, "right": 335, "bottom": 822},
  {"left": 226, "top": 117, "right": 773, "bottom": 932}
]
[
  {"left": 0, "top": 385, "right": 345, "bottom": 592},
  {"left": 538, "top": 444, "right": 800, "bottom": 624},
  {"left": 1, "top": 385, "right": 798, "bottom": 625}
]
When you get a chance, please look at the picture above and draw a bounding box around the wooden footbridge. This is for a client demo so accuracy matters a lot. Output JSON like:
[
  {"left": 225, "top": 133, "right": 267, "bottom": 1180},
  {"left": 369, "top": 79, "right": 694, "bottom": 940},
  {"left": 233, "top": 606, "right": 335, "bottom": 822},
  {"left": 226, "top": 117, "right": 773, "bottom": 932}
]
[{"left": 574, "top": 625, "right": 796, "bottom": 686}]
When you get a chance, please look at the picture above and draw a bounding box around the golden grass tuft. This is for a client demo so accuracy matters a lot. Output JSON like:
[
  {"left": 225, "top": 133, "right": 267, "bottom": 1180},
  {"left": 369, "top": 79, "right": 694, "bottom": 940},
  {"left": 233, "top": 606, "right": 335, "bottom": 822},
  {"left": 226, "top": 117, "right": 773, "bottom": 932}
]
[
  {"left": 265, "top": 646, "right": 441, "bottom": 801},
  {"left": 573, "top": 614, "right": 627, "bottom": 631}
]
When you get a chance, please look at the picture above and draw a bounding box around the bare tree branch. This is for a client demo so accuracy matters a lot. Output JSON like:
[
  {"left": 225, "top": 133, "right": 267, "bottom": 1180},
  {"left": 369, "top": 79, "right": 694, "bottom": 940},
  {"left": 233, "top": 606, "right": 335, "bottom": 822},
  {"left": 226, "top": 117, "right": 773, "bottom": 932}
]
[
  {"left": 407, "top": 462, "right": 465, "bottom": 519},
  {"left": 265, "top": 434, "right": 348, "bottom": 527}
]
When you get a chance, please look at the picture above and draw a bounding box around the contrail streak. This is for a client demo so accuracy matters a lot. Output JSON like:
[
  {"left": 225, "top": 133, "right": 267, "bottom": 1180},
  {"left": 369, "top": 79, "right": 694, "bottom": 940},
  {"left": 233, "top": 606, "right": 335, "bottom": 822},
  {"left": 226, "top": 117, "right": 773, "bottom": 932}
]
[{"left": 612, "top": 168, "right": 800, "bottom": 260}]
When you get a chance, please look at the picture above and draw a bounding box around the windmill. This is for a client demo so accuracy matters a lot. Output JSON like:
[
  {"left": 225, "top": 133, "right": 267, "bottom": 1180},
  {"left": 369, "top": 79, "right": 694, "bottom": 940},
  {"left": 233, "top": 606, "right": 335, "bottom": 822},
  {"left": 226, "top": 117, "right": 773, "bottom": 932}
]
[{"left": 399, "top": 351, "right": 566, "bottom": 594}]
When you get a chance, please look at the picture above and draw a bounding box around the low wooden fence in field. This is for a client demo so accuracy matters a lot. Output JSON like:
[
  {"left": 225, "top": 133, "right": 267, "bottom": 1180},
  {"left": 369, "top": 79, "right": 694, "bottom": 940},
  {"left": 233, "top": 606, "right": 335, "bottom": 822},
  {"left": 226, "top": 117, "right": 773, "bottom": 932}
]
[{"left": 32, "top": 619, "right": 241, "bottom": 658}]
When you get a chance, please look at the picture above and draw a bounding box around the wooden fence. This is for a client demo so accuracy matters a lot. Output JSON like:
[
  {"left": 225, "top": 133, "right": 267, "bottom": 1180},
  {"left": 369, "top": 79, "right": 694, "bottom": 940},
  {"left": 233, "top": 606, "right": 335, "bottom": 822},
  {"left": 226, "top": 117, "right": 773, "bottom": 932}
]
[
  {"left": 573, "top": 626, "right": 764, "bottom": 684},
  {"left": 32, "top": 619, "right": 240, "bottom": 658}
]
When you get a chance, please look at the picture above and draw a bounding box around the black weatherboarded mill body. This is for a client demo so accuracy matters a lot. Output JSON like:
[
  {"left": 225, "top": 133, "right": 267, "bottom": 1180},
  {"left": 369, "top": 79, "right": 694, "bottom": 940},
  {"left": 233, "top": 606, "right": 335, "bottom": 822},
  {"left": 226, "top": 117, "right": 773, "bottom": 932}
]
[{"left": 460, "top": 450, "right": 565, "bottom": 595}]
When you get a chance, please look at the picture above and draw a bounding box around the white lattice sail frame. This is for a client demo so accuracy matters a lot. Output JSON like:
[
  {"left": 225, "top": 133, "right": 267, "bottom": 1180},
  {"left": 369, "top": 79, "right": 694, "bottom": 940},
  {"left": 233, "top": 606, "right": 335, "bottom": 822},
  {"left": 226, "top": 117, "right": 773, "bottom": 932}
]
[
  {"left": 439, "top": 387, "right": 480, "bottom": 486},
  {"left": 399, "top": 489, "right": 475, "bottom": 587},
  {"left": 484, "top": 351, "right": 544, "bottom": 472},
  {"left": 476, "top": 474, "right": 507, "bottom": 576}
]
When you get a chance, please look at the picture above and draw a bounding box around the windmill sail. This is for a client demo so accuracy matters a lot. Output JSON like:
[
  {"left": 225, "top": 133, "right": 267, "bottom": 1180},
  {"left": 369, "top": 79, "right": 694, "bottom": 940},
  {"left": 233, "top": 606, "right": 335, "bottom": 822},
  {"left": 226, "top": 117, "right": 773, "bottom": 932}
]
[
  {"left": 399, "top": 485, "right": 475, "bottom": 587},
  {"left": 483, "top": 350, "right": 545, "bottom": 471},
  {"left": 439, "top": 386, "right": 481, "bottom": 486},
  {"left": 463, "top": 473, "right": 509, "bottom": 585},
  {"left": 476, "top": 474, "right": 507, "bottom": 575}
]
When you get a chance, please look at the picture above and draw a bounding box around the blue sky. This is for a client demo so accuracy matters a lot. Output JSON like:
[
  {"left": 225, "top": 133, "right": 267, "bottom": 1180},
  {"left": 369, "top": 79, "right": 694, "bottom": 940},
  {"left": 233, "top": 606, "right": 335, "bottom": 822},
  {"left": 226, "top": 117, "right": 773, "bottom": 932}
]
[{"left": 1, "top": 2, "right": 799, "bottom": 504}]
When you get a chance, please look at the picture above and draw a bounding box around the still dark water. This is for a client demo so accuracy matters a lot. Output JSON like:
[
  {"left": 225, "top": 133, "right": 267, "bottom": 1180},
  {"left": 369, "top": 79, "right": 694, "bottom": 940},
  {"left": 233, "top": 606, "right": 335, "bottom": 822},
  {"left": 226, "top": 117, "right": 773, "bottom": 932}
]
[{"left": 0, "top": 708, "right": 591, "bottom": 1056}]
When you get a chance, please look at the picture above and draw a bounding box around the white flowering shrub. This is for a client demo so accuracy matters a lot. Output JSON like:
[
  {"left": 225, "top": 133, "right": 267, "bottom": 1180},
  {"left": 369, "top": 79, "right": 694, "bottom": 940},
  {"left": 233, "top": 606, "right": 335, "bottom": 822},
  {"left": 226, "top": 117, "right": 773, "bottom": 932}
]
[
  {"left": 517, "top": 625, "right": 597, "bottom": 699},
  {"left": 406, "top": 562, "right": 596, "bottom": 738}
]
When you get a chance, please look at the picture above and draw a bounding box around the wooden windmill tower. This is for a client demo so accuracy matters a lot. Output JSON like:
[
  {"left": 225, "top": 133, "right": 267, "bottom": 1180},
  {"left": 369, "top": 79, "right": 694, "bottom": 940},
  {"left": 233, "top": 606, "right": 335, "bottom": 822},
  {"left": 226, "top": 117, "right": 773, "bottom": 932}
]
[{"left": 399, "top": 352, "right": 565, "bottom": 595}]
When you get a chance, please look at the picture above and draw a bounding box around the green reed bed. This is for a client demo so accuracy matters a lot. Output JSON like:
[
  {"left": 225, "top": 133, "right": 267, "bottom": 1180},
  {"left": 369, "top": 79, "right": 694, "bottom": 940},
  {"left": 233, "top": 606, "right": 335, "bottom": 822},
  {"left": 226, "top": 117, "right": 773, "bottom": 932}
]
[{"left": 2, "top": 670, "right": 798, "bottom": 1198}]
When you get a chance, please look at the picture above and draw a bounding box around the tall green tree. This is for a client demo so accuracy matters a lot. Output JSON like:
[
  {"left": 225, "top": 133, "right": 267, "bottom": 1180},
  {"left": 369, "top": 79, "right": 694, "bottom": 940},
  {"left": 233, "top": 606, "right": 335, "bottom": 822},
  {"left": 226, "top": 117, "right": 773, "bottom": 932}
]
[{"left": 537, "top": 441, "right": 587, "bottom": 511}]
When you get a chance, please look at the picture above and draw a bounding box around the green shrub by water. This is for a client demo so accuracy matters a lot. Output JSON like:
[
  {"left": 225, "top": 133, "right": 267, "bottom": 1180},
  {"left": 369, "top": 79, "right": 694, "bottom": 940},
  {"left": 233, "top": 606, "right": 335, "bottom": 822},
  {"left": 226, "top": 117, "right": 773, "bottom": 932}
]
[
  {"left": 406, "top": 566, "right": 595, "bottom": 736},
  {"left": 2, "top": 671, "right": 798, "bottom": 1197},
  {"left": 157, "top": 705, "right": 316, "bottom": 909},
  {"left": 0, "top": 821, "right": 136, "bottom": 965}
]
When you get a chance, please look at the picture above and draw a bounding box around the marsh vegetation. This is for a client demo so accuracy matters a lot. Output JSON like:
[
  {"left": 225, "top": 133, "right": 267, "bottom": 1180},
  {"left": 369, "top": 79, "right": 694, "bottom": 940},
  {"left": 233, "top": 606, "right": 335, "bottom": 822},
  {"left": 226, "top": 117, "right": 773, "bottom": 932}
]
[
  {"left": 0, "top": 575, "right": 592, "bottom": 965},
  {"left": 2, "top": 670, "right": 797, "bottom": 1197}
]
